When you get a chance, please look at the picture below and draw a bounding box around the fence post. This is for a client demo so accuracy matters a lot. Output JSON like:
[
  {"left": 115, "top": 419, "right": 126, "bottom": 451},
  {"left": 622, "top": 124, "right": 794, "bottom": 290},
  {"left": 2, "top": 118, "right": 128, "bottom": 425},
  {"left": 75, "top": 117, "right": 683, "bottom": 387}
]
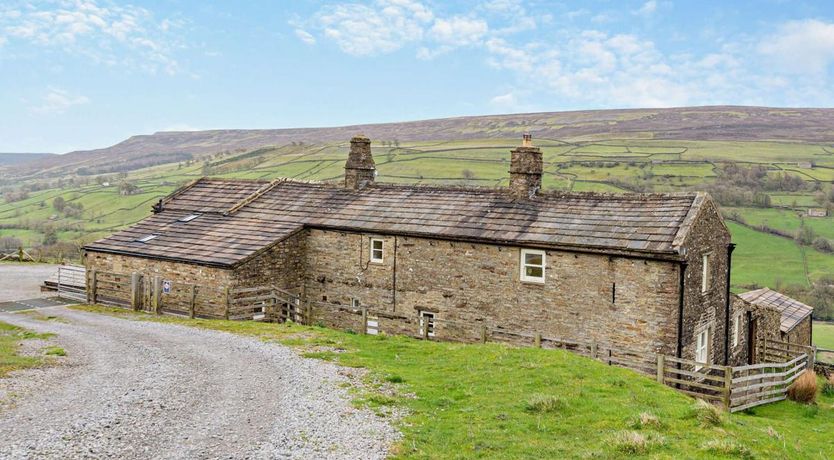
[
  {"left": 224, "top": 287, "right": 231, "bottom": 320},
  {"left": 534, "top": 332, "right": 542, "bottom": 348},
  {"left": 18, "top": 246, "right": 23, "bottom": 262},
  {"left": 656, "top": 354, "right": 665, "bottom": 384},
  {"left": 153, "top": 277, "right": 162, "bottom": 314},
  {"left": 361, "top": 307, "right": 368, "bottom": 335},
  {"left": 607, "top": 349, "right": 612, "bottom": 365},
  {"left": 807, "top": 349, "right": 815, "bottom": 371},
  {"left": 723, "top": 365, "right": 733, "bottom": 410},
  {"left": 130, "top": 273, "right": 140, "bottom": 310},
  {"left": 480, "top": 325, "right": 487, "bottom": 344},
  {"left": 87, "top": 269, "right": 98, "bottom": 304},
  {"left": 189, "top": 285, "right": 197, "bottom": 319}
]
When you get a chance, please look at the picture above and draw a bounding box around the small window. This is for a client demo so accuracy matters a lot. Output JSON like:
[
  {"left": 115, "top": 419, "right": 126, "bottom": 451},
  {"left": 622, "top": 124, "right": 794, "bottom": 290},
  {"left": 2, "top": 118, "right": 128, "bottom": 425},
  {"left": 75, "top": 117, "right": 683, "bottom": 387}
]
[
  {"left": 351, "top": 298, "right": 361, "bottom": 308},
  {"left": 419, "top": 311, "right": 435, "bottom": 337},
  {"left": 695, "top": 328, "right": 710, "bottom": 368},
  {"left": 370, "top": 238, "right": 384, "bottom": 263},
  {"left": 733, "top": 313, "right": 743, "bottom": 347},
  {"left": 520, "top": 249, "right": 545, "bottom": 283},
  {"left": 701, "top": 253, "right": 711, "bottom": 293},
  {"left": 178, "top": 214, "right": 200, "bottom": 222},
  {"left": 136, "top": 234, "right": 158, "bottom": 243}
]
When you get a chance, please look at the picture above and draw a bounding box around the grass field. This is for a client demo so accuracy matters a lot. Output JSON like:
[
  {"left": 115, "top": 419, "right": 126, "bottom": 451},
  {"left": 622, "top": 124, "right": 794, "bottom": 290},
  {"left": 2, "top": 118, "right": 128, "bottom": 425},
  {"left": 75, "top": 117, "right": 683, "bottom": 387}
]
[
  {"left": 72, "top": 305, "right": 834, "bottom": 459},
  {"left": 3, "top": 137, "right": 834, "bottom": 290}
]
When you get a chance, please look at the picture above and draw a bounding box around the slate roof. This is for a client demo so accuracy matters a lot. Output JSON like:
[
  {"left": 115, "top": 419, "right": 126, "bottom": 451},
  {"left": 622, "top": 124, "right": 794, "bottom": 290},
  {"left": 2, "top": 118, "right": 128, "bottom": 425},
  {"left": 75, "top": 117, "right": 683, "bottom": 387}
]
[
  {"left": 739, "top": 288, "right": 814, "bottom": 333},
  {"left": 85, "top": 178, "right": 711, "bottom": 267}
]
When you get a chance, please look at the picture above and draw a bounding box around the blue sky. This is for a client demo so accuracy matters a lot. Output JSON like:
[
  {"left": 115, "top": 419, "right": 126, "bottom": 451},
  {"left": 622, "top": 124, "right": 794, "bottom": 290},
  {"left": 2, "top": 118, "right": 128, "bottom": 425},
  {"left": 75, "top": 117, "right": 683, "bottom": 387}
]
[{"left": 2, "top": 0, "right": 834, "bottom": 153}]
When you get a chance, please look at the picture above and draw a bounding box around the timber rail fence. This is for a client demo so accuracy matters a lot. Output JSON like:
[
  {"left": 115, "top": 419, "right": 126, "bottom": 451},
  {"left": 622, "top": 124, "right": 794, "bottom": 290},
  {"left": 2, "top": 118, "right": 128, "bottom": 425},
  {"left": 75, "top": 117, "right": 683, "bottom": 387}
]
[{"left": 81, "top": 274, "right": 815, "bottom": 413}]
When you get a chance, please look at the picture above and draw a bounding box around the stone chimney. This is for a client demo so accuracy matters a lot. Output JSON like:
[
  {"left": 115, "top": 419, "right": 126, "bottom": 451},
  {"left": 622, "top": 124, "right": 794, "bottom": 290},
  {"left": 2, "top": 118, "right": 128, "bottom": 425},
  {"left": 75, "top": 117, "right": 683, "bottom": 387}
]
[
  {"left": 509, "top": 133, "right": 542, "bottom": 199},
  {"left": 344, "top": 135, "right": 376, "bottom": 189}
]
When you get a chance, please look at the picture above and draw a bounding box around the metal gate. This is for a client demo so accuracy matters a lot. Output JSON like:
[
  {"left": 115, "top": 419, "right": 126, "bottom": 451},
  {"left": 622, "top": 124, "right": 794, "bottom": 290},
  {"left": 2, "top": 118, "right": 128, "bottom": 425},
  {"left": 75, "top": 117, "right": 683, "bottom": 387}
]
[{"left": 55, "top": 265, "right": 87, "bottom": 302}]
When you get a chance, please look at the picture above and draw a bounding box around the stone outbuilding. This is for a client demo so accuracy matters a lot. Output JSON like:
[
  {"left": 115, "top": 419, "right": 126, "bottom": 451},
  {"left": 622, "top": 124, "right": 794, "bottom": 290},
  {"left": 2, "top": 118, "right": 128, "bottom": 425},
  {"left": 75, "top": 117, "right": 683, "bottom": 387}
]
[
  {"left": 85, "top": 135, "right": 740, "bottom": 366},
  {"left": 739, "top": 288, "right": 813, "bottom": 346}
]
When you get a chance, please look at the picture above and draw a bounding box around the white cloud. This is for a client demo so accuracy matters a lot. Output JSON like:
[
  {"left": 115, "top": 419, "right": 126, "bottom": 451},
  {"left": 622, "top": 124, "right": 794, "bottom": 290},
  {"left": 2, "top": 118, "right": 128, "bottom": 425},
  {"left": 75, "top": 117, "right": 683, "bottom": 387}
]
[
  {"left": 758, "top": 19, "right": 834, "bottom": 75},
  {"left": 312, "top": 0, "right": 433, "bottom": 56},
  {"left": 0, "top": 0, "right": 184, "bottom": 74},
  {"left": 30, "top": 87, "right": 90, "bottom": 115},
  {"left": 634, "top": 1, "right": 657, "bottom": 16},
  {"left": 429, "top": 17, "right": 488, "bottom": 46},
  {"left": 295, "top": 28, "right": 316, "bottom": 45}
]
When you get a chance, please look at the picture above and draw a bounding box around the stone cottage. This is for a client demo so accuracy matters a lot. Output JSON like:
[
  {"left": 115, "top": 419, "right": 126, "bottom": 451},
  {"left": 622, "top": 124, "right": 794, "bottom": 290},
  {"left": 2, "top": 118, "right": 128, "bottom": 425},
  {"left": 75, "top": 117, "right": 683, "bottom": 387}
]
[{"left": 85, "top": 135, "right": 742, "bottom": 365}]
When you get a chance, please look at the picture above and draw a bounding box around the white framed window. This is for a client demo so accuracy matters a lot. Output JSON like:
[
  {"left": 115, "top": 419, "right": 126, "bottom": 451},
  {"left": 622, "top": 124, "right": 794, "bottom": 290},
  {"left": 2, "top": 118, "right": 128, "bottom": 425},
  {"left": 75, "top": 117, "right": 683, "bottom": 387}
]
[
  {"left": 695, "top": 328, "right": 710, "bottom": 369},
  {"left": 419, "top": 311, "right": 435, "bottom": 337},
  {"left": 733, "top": 313, "right": 743, "bottom": 347},
  {"left": 370, "top": 238, "right": 384, "bottom": 263},
  {"left": 351, "top": 298, "right": 361, "bottom": 308},
  {"left": 520, "top": 249, "right": 546, "bottom": 283},
  {"left": 701, "top": 253, "right": 711, "bottom": 293}
]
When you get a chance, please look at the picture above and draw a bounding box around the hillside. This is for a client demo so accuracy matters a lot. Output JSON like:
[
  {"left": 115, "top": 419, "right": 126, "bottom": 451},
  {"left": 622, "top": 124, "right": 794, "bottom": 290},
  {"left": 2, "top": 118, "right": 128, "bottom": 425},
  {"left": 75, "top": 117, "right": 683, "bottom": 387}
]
[
  {"left": 0, "top": 153, "right": 54, "bottom": 166},
  {"left": 7, "top": 106, "right": 834, "bottom": 179}
]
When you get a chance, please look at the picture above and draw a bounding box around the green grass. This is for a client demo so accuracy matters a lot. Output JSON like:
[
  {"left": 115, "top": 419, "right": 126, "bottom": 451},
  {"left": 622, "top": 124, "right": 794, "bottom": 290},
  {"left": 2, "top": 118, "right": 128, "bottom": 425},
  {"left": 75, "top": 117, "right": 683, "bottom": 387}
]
[
  {"left": 812, "top": 321, "right": 834, "bottom": 349},
  {"left": 0, "top": 321, "right": 52, "bottom": 377},
  {"left": 71, "top": 305, "right": 834, "bottom": 459}
]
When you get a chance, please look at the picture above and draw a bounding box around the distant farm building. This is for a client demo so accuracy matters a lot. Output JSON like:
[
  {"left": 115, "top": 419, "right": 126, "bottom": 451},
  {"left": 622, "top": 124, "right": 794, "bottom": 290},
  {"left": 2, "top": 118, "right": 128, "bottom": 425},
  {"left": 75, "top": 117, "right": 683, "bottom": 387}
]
[
  {"left": 86, "top": 135, "right": 783, "bottom": 368},
  {"left": 807, "top": 208, "right": 828, "bottom": 217}
]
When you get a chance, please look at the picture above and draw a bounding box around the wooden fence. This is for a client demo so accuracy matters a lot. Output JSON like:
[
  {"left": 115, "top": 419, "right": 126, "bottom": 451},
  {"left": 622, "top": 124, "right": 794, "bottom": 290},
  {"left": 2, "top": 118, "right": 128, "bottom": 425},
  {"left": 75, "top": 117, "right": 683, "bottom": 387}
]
[{"left": 84, "top": 278, "right": 814, "bottom": 412}]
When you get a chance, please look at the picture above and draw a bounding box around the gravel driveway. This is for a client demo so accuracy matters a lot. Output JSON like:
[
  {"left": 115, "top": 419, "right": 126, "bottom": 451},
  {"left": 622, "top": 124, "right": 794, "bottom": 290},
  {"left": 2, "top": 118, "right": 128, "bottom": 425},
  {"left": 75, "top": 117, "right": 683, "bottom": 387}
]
[
  {"left": 0, "top": 264, "right": 59, "bottom": 302},
  {"left": 0, "top": 307, "right": 399, "bottom": 459}
]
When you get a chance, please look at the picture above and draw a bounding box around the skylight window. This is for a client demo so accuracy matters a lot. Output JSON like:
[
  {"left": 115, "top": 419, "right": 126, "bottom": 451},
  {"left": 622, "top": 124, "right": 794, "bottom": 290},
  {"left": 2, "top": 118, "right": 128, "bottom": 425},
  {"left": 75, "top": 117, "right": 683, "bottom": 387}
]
[
  {"left": 136, "top": 235, "right": 158, "bottom": 243},
  {"left": 178, "top": 214, "right": 200, "bottom": 222}
]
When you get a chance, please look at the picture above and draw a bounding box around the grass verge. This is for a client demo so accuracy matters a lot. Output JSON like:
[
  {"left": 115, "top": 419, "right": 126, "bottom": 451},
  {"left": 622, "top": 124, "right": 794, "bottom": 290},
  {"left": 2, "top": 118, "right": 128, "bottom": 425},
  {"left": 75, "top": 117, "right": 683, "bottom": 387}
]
[
  {"left": 0, "top": 321, "right": 53, "bottom": 378},
  {"left": 72, "top": 304, "right": 834, "bottom": 459}
]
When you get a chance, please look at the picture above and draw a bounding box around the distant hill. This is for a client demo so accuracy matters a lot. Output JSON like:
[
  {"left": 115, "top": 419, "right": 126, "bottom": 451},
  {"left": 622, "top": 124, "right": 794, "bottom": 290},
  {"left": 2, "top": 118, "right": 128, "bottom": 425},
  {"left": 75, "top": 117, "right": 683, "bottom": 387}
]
[
  {"left": 7, "top": 105, "right": 834, "bottom": 179},
  {"left": 0, "top": 153, "right": 54, "bottom": 166}
]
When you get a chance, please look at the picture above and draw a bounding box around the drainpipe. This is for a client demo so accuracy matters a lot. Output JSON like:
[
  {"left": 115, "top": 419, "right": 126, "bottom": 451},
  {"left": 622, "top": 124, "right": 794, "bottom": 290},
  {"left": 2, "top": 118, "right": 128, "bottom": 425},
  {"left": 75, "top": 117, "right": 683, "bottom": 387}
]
[
  {"left": 676, "top": 262, "right": 688, "bottom": 359},
  {"left": 723, "top": 243, "right": 736, "bottom": 365}
]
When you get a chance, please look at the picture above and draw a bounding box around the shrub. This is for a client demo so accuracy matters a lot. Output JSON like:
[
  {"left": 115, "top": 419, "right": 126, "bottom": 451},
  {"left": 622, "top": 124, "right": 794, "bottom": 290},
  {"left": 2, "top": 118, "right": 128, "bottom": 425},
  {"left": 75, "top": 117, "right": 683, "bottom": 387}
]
[
  {"left": 700, "top": 439, "right": 753, "bottom": 459},
  {"left": 812, "top": 237, "right": 833, "bottom": 253},
  {"left": 692, "top": 399, "right": 724, "bottom": 427},
  {"left": 524, "top": 394, "right": 567, "bottom": 413},
  {"left": 822, "top": 376, "right": 834, "bottom": 397},
  {"left": 787, "top": 370, "right": 817, "bottom": 404}
]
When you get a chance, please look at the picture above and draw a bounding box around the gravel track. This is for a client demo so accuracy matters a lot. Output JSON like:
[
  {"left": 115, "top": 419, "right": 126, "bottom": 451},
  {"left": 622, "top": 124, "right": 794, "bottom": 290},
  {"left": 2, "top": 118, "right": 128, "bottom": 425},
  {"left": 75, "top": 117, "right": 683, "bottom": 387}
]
[
  {"left": 0, "top": 264, "right": 59, "bottom": 302},
  {"left": 0, "top": 307, "right": 399, "bottom": 459}
]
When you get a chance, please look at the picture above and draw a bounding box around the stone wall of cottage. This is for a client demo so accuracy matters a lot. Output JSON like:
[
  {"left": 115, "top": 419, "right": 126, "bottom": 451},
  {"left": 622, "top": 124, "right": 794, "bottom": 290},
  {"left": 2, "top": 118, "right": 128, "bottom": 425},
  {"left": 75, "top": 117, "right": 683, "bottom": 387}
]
[
  {"left": 232, "top": 231, "right": 306, "bottom": 293},
  {"left": 678, "top": 198, "right": 732, "bottom": 365},
  {"left": 783, "top": 317, "right": 812, "bottom": 346},
  {"left": 300, "top": 228, "right": 682, "bottom": 356},
  {"left": 84, "top": 250, "right": 234, "bottom": 316}
]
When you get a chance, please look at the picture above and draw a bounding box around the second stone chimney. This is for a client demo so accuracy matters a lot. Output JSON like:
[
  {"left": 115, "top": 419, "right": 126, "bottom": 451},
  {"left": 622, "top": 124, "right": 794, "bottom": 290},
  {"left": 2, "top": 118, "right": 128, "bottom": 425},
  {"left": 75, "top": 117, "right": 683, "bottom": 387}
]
[
  {"left": 344, "top": 135, "right": 376, "bottom": 189},
  {"left": 509, "top": 133, "right": 542, "bottom": 199}
]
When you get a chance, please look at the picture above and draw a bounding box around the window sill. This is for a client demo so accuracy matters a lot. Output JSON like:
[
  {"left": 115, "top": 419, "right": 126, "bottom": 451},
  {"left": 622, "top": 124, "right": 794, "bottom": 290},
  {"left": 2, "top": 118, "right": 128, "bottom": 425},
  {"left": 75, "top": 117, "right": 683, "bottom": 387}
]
[{"left": 520, "top": 279, "right": 545, "bottom": 286}]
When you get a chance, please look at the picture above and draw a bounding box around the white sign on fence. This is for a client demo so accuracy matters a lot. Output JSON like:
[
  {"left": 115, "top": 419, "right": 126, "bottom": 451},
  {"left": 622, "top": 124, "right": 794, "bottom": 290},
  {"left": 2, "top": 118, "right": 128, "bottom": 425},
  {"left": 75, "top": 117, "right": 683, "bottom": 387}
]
[{"left": 162, "top": 280, "right": 172, "bottom": 294}]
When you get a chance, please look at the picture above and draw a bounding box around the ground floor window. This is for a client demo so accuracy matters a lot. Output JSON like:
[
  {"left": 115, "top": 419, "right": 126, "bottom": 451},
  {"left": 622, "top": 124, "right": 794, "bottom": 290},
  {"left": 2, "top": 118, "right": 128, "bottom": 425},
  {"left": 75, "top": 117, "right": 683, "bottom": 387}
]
[
  {"left": 695, "top": 328, "right": 710, "bottom": 368},
  {"left": 419, "top": 311, "right": 435, "bottom": 337}
]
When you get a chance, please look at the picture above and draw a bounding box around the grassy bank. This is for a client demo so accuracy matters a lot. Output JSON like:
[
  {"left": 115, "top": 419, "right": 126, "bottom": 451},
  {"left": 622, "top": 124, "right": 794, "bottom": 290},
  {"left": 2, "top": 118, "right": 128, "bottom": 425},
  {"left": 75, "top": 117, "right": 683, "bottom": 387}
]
[
  {"left": 0, "top": 321, "right": 53, "bottom": 377},
  {"left": 72, "top": 305, "right": 833, "bottom": 459}
]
